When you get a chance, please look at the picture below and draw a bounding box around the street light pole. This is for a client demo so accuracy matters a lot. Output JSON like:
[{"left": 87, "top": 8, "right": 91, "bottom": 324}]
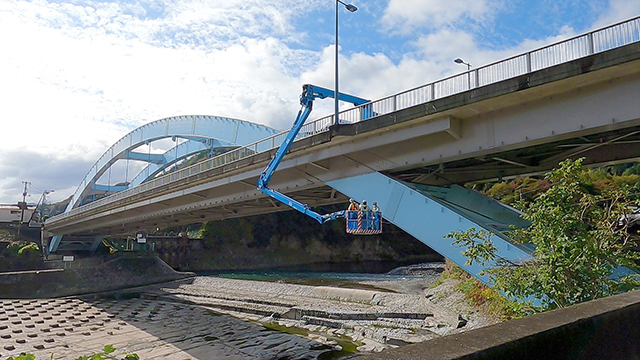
[
  {"left": 454, "top": 58, "right": 472, "bottom": 88},
  {"left": 334, "top": 0, "right": 357, "bottom": 126},
  {"left": 17, "top": 181, "right": 30, "bottom": 237}
]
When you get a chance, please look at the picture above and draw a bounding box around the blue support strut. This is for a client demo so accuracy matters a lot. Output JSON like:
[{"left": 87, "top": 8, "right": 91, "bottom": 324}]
[{"left": 257, "top": 84, "right": 370, "bottom": 224}]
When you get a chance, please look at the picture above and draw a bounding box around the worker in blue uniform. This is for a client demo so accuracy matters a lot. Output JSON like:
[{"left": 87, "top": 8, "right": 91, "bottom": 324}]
[
  {"left": 371, "top": 201, "right": 381, "bottom": 231},
  {"left": 359, "top": 200, "right": 370, "bottom": 230}
]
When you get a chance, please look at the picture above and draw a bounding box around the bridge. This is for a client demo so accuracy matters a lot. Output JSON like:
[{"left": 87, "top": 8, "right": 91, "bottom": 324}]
[{"left": 45, "top": 17, "right": 640, "bottom": 286}]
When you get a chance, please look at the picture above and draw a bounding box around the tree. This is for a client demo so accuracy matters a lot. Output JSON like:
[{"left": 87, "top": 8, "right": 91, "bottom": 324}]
[{"left": 448, "top": 158, "right": 640, "bottom": 310}]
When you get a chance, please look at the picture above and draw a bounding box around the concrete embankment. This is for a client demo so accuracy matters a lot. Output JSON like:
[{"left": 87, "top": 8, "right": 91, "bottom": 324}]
[
  {"left": 136, "top": 276, "right": 468, "bottom": 351},
  {"left": 0, "top": 256, "right": 192, "bottom": 298},
  {"left": 361, "top": 289, "right": 640, "bottom": 360},
  {"left": 0, "top": 275, "right": 456, "bottom": 358},
  {"left": 0, "top": 293, "right": 339, "bottom": 359}
]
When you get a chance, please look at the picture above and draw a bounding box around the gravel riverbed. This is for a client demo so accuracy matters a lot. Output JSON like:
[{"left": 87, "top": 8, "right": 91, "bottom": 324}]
[
  {"left": 1, "top": 266, "right": 501, "bottom": 359},
  {"left": 137, "top": 268, "right": 501, "bottom": 354}
]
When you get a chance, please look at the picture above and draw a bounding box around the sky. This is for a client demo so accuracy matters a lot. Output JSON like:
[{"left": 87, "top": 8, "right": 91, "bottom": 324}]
[{"left": 0, "top": 0, "right": 639, "bottom": 205}]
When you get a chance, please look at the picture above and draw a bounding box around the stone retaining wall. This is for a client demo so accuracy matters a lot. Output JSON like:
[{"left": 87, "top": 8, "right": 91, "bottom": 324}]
[{"left": 0, "top": 256, "right": 192, "bottom": 299}]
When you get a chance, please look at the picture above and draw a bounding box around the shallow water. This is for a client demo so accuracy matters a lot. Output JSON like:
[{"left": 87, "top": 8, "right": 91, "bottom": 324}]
[{"left": 202, "top": 262, "right": 444, "bottom": 291}]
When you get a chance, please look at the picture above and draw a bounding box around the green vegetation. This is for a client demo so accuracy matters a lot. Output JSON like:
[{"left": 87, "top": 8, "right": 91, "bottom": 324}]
[
  {"left": 5, "top": 355, "right": 34, "bottom": 360},
  {"left": 262, "top": 322, "right": 361, "bottom": 359},
  {"left": 4, "top": 241, "right": 38, "bottom": 257},
  {"left": 435, "top": 260, "right": 531, "bottom": 319},
  {"left": 475, "top": 161, "right": 640, "bottom": 205},
  {"left": 1, "top": 239, "right": 43, "bottom": 272},
  {"left": 4, "top": 345, "right": 139, "bottom": 360},
  {"left": 449, "top": 158, "right": 640, "bottom": 311}
]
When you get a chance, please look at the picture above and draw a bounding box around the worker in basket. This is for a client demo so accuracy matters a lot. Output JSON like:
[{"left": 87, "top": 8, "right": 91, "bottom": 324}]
[
  {"left": 371, "top": 201, "right": 381, "bottom": 231},
  {"left": 347, "top": 198, "right": 359, "bottom": 230},
  {"left": 359, "top": 200, "right": 370, "bottom": 230}
]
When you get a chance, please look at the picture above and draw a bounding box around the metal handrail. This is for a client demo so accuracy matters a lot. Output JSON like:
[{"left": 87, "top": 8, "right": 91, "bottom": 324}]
[{"left": 50, "top": 16, "right": 640, "bottom": 223}]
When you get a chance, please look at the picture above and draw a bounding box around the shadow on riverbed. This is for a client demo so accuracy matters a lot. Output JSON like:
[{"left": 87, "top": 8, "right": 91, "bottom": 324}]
[{"left": 78, "top": 278, "right": 357, "bottom": 360}]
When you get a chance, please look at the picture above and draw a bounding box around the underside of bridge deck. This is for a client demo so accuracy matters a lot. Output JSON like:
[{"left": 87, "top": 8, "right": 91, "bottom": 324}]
[{"left": 391, "top": 124, "right": 640, "bottom": 185}]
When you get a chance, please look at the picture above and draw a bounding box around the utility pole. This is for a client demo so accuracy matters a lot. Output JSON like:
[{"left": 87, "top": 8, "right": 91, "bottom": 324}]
[{"left": 17, "top": 181, "right": 30, "bottom": 237}]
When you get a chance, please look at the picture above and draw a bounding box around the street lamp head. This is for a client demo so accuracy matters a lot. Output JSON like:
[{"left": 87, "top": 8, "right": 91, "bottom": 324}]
[
  {"left": 337, "top": 0, "right": 358, "bottom": 12},
  {"left": 454, "top": 58, "right": 471, "bottom": 70}
]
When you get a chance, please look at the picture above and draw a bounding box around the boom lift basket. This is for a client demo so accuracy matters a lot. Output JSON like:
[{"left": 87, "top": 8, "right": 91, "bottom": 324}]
[{"left": 345, "top": 210, "right": 382, "bottom": 235}]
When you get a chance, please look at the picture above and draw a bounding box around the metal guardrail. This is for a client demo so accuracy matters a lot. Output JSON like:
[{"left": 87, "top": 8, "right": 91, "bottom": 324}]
[{"left": 50, "top": 16, "right": 640, "bottom": 223}]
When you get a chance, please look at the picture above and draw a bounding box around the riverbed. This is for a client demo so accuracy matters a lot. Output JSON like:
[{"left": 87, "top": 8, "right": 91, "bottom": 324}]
[{"left": 0, "top": 262, "right": 496, "bottom": 359}]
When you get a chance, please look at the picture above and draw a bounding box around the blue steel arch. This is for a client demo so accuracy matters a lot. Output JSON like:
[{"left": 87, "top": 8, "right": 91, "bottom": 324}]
[
  {"left": 66, "top": 115, "right": 280, "bottom": 212},
  {"left": 124, "top": 140, "right": 238, "bottom": 190}
]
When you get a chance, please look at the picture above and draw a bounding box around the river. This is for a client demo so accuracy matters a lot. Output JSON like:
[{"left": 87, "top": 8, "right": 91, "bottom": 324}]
[{"left": 200, "top": 261, "right": 445, "bottom": 290}]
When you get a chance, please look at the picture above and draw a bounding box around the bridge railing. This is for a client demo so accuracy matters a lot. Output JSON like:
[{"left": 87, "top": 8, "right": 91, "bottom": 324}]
[
  {"left": 335, "top": 16, "right": 640, "bottom": 121},
  {"left": 50, "top": 16, "right": 640, "bottom": 223}
]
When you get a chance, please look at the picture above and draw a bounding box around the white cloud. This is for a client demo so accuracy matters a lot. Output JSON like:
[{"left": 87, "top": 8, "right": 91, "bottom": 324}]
[
  {"left": 298, "top": 20, "right": 589, "bottom": 119},
  {"left": 381, "top": 0, "right": 497, "bottom": 33},
  {"left": 592, "top": 0, "right": 640, "bottom": 29},
  {"left": 409, "top": 25, "right": 581, "bottom": 72},
  {"left": 0, "top": 0, "right": 319, "bottom": 203}
]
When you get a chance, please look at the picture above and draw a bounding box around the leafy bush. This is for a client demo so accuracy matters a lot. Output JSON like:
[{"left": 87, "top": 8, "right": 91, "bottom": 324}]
[
  {"left": 450, "top": 158, "right": 640, "bottom": 310},
  {"left": 483, "top": 177, "right": 550, "bottom": 205},
  {"left": 3, "top": 242, "right": 40, "bottom": 257},
  {"left": 436, "top": 260, "right": 530, "bottom": 319},
  {"left": 17, "top": 243, "right": 39, "bottom": 257},
  {"left": 622, "top": 163, "right": 640, "bottom": 176},
  {"left": 4, "top": 242, "right": 23, "bottom": 257}
]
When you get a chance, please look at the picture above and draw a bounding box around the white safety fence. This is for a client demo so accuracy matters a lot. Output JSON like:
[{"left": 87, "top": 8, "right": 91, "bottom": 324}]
[{"left": 52, "top": 16, "right": 640, "bottom": 222}]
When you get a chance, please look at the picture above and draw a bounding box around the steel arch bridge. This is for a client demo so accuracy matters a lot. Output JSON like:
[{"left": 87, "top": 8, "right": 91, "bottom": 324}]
[{"left": 66, "top": 115, "right": 280, "bottom": 212}]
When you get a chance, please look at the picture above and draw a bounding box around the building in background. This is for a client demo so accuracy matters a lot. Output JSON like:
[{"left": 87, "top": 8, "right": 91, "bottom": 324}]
[{"left": 0, "top": 204, "right": 36, "bottom": 224}]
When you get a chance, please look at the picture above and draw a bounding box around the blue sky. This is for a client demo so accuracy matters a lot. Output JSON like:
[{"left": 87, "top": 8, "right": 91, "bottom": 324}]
[{"left": 0, "top": 0, "right": 638, "bottom": 204}]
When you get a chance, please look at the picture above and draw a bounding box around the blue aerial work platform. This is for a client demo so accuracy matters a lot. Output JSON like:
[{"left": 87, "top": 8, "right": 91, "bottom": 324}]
[
  {"left": 256, "top": 83, "right": 531, "bottom": 283},
  {"left": 257, "top": 84, "right": 381, "bottom": 234},
  {"left": 256, "top": 81, "right": 532, "bottom": 283},
  {"left": 254, "top": 83, "right": 530, "bottom": 284}
]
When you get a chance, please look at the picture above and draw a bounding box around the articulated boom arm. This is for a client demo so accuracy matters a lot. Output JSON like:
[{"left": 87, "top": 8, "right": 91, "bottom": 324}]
[
  {"left": 301, "top": 84, "right": 370, "bottom": 107},
  {"left": 256, "top": 84, "right": 370, "bottom": 224}
]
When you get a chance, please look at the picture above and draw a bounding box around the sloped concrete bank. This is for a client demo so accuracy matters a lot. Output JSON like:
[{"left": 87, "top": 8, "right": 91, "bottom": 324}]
[
  {"left": 0, "top": 271, "right": 491, "bottom": 357},
  {"left": 129, "top": 276, "right": 470, "bottom": 352},
  {"left": 0, "top": 256, "right": 192, "bottom": 299}
]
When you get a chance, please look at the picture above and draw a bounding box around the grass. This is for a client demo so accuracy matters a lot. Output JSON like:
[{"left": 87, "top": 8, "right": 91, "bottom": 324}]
[
  {"left": 0, "top": 227, "right": 15, "bottom": 242},
  {"left": 262, "top": 322, "right": 362, "bottom": 359},
  {"left": 434, "top": 260, "right": 529, "bottom": 320}
]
